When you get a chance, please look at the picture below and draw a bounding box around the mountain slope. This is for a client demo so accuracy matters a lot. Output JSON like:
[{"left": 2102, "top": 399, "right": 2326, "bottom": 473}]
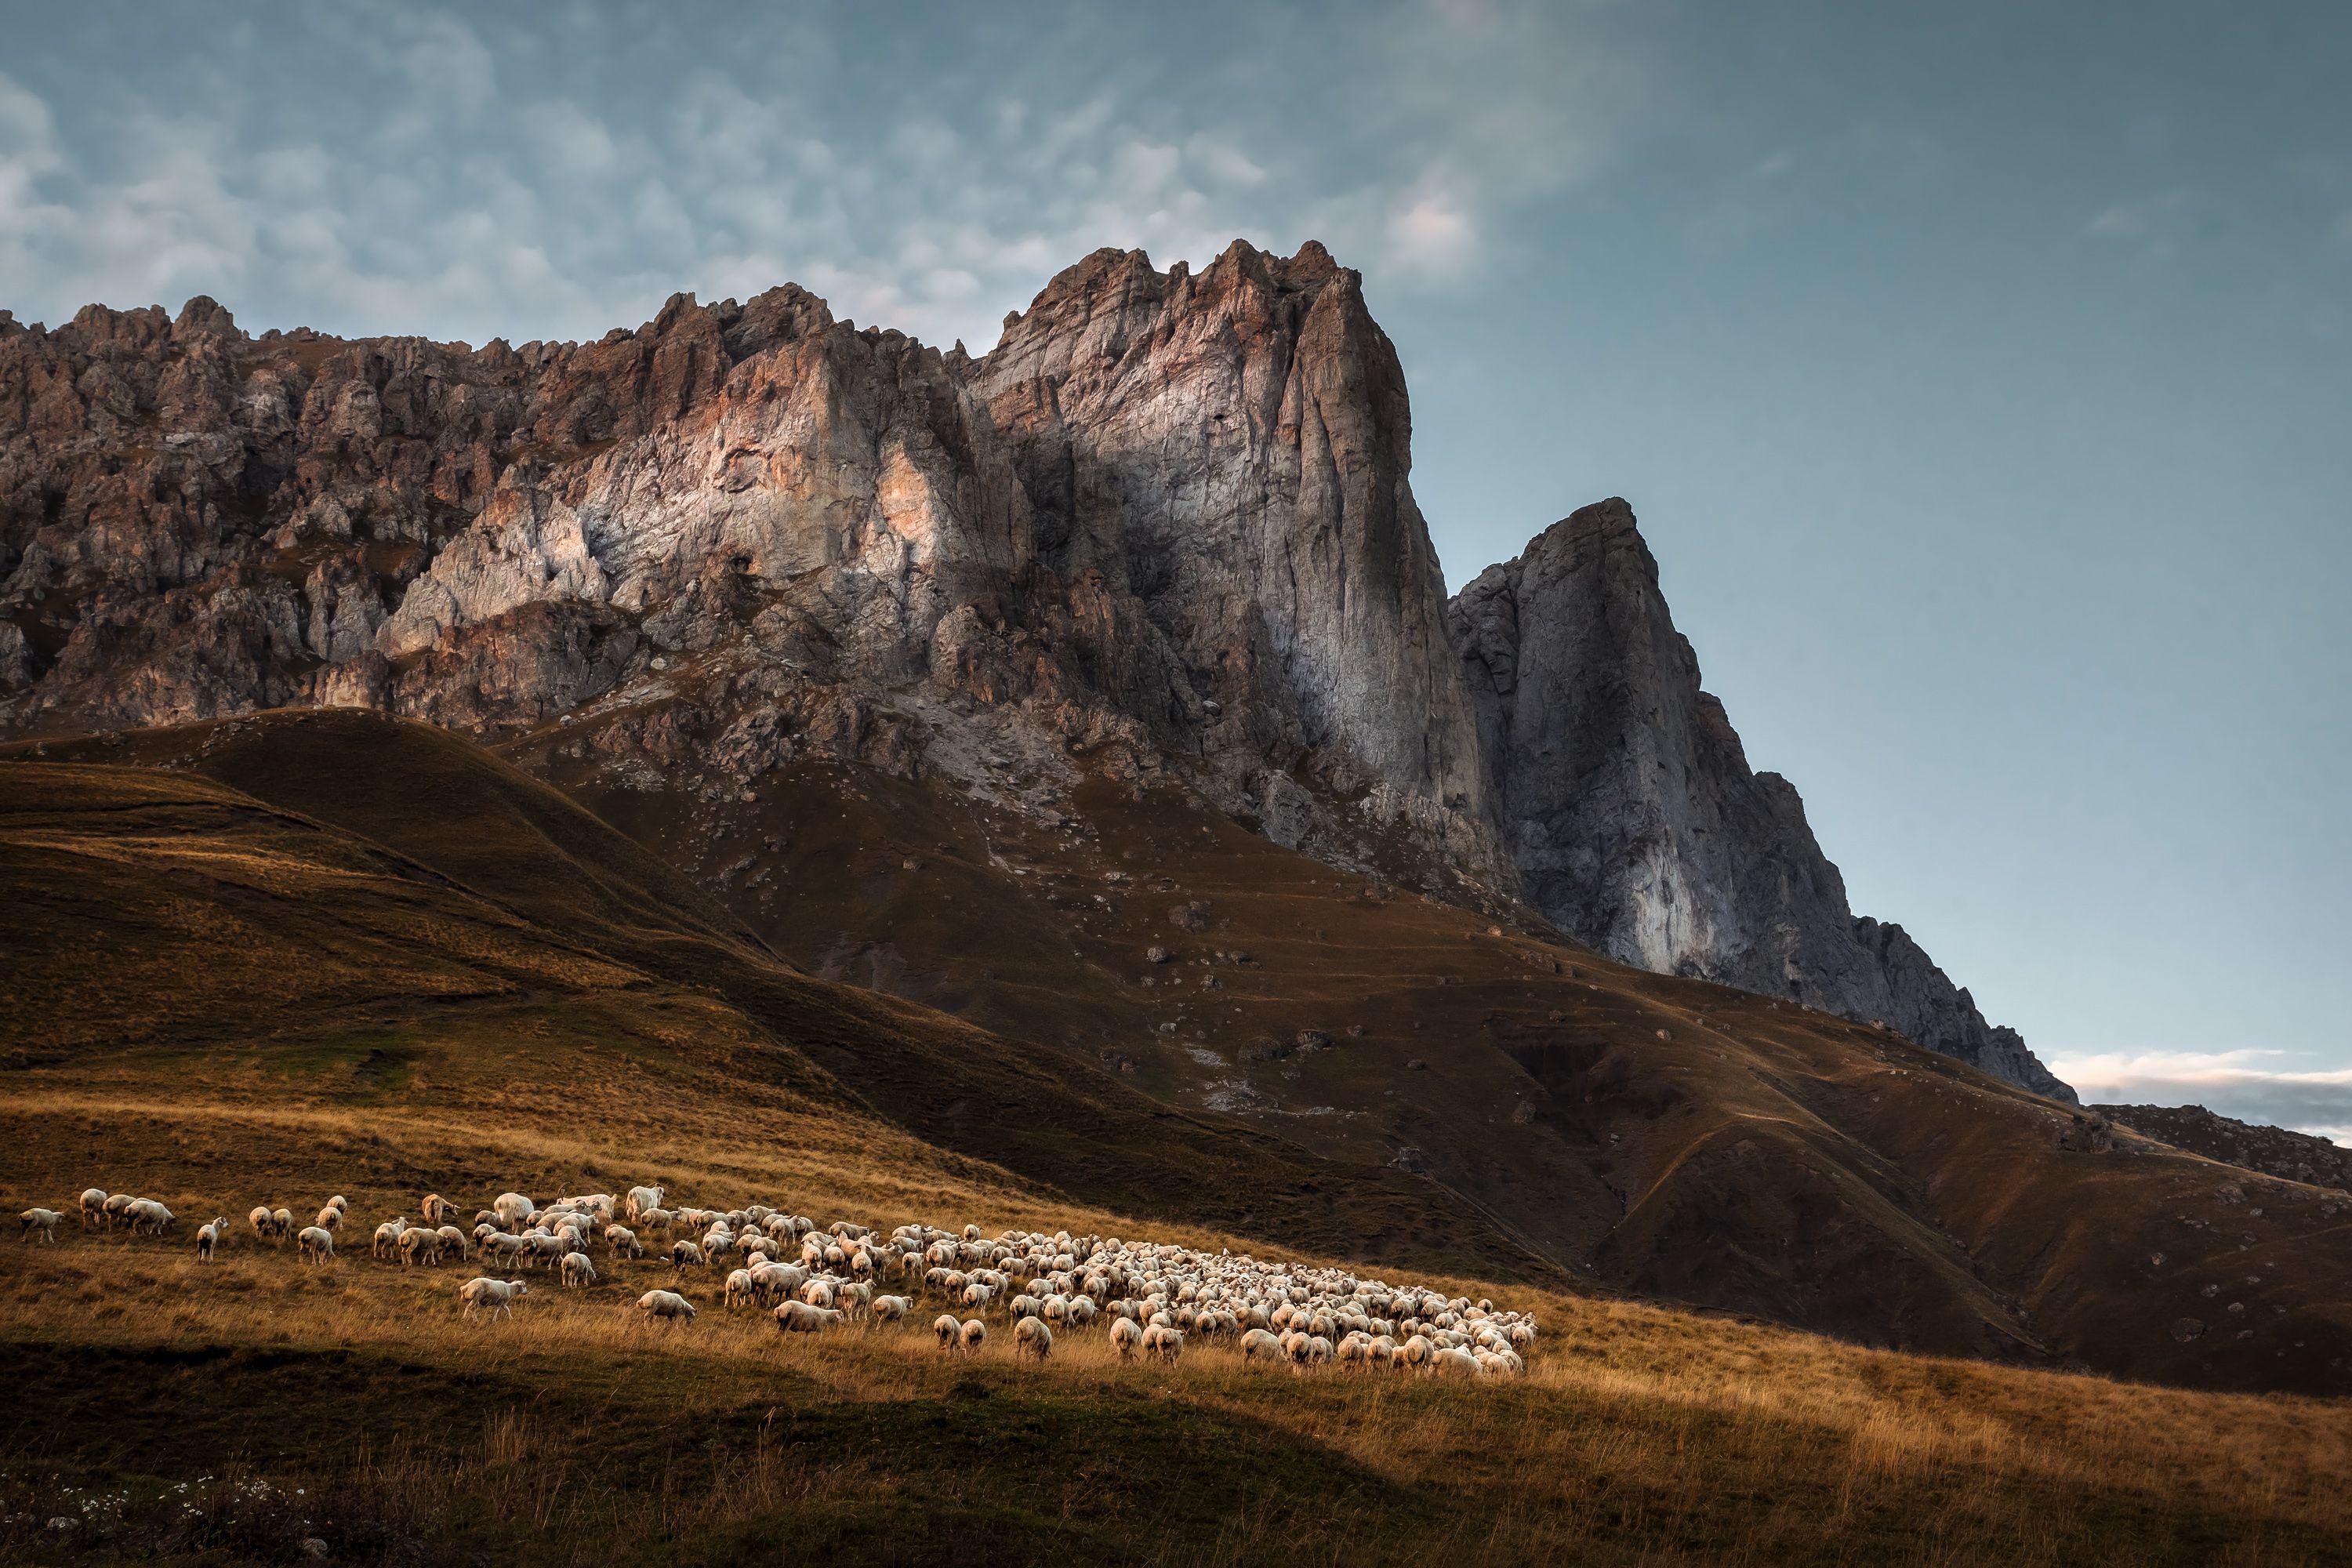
[
  {"left": 0, "top": 713, "right": 1552, "bottom": 1283},
  {"left": 1450, "top": 499, "right": 2069, "bottom": 1098},
  {"left": 0, "top": 246, "right": 2061, "bottom": 1095}
]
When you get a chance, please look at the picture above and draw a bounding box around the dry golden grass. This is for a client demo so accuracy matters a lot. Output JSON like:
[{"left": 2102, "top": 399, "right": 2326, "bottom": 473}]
[{"left": 5, "top": 1073, "right": 2351, "bottom": 1566}]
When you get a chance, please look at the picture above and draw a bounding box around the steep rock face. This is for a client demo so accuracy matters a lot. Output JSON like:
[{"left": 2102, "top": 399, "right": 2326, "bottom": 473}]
[
  {"left": 969, "top": 243, "right": 1488, "bottom": 860},
  {"left": 0, "top": 249, "right": 2062, "bottom": 1095},
  {"left": 1450, "top": 499, "right": 2073, "bottom": 1101},
  {"left": 0, "top": 246, "right": 1497, "bottom": 885}
]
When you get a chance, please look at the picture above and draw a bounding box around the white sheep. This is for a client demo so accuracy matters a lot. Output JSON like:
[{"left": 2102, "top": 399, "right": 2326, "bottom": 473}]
[
  {"left": 1430, "top": 1348, "right": 1482, "bottom": 1379},
  {"left": 1014, "top": 1315, "right": 1054, "bottom": 1361},
  {"left": 604, "top": 1224, "right": 644, "bottom": 1259},
  {"left": 19, "top": 1208, "right": 63, "bottom": 1243},
  {"left": 193, "top": 1217, "right": 229, "bottom": 1261},
  {"left": 1240, "top": 1327, "right": 1283, "bottom": 1364},
  {"left": 723, "top": 1269, "right": 759, "bottom": 1309},
  {"left": 399, "top": 1229, "right": 443, "bottom": 1268},
  {"left": 436, "top": 1225, "right": 470, "bottom": 1261},
  {"left": 958, "top": 1318, "right": 988, "bottom": 1353},
  {"left": 248, "top": 1207, "right": 278, "bottom": 1243},
  {"left": 1142, "top": 1323, "right": 1184, "bottom": 1363},
  {"left": 102, "top": 1193, "right": 136, "bottom": 1229},
  {"left": 78, "top": 1189, "right": 107, "bottom": 1229},
  {"left": 670, "top": 1240, "right": 706, "bottom": 1272},
  {"left": 775, "top": 1301, "right": 843, "bottom": 1334},
  {"left": 372, "top": 1218, "right": 408, "bottom": 1259},
  {"left": 493, "top": 1192, "right": 535, "bottom": 1232},
  {"left": 462, "top": 1277, "right": 528, "bottom": 1320},
  {"left": 419, "top": 1194, "right": 456, "bottom": 1226},
  {"left": 935, "top": 1312, "right": 963, "bottom": 1348},
  {"left": 626, "top": 1185, "right": 665, "bottom": 1223},
  {"left": 560, "top": 1252, "right": 597, "bottom": 1288},
  {"left": 636, "top": 1288, "right": 696, "bottom": 1325},
  {"left": 126, "top": 1199, "right": 176, "bottom": 1236},
  {"left": 869, "top": 1294, "right": 911, "bottom": 1323},
  {"left": 1109, "top": 1316, "right": 1145, "bottom": 1359},
  {"left": 297, "top": 1226, "right": 336, "bottom": 1265}
]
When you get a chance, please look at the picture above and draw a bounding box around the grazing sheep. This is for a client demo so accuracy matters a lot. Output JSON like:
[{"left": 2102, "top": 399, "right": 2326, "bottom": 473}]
[
  {"left": 670, "top": 1240, "right": 706, "bottom": 1272},
  {"left": 958, "top": 1318, "right": 987, "bottom": 1353},
  {"left": 19, "top": 1207, "right": 64, "bottom": 1243},
  {"left": 372, "top": 1218, "right": 408, "bottom": 1259},
  {"left": 775, "top": 1301, "right": 844, "bottom": 1334},
  {"left": 1240, "top": 1327, "right": 1283, "bottom": 1365},
  {"left": 1109, "top": 1317, "right": 1145, "bottom": 1359},
  {"left": 560, "top": 1252, "right": 597, "bottom": 1288},
  {"left": 1141, "top": 1323, "right": 1184, "bottom": 1363},
  {"left": 625, "top": 1185, "right": 665, "bottom": 1223},
  {"left": 399, "top": 1228, "right": 443, "bottom": 1268},
  {"left": 724, "top": 1269, "right": 759, "bottom": 1309},
  {"left": 461, "top": 1277, "right": 528, "bottom": 1320},
  {"left": 271, "top": 1208, "right": 293, "bottom": 1239},
  {"left": 935, "top": 1313, "right": 963, "bottom": 1348},
  {"left": 248, "top": 1207, "right": 278, "bottom": 1243},
  {"left": 297, "top": 1226, "right": 336, "bottom": 1265},
  {"left": 436, "top": 1225, "right": 470, "bottom": 1261},
  {"left": 193, "top": 1217, "right": 229, "bottom": 1261},
  {"left": 604, "top": 1224, "right": 644, "bottom": 1259},
  {"left": 78, "top": 1190, "right": 107, "bottom": 1229},
  {"left": 1399, "top": 1334, "right": 1434, "bottom": 1369},
  {"left": 313, "top": 1205, "right": 342, "bottom": 1233},
  {"left": 493, "top": 1192, "right": 535, "bottom": 1232},
  {"left": 102, "top": 1193, "right": 135, "bottom": 1229},
  {"left": 637, "top": 1289, "right": 697, "bottom": 1325},
  {"left": 419, "top": 1194, "right": 456, "bottom": 1226},
  {"left": 869, "top": 1294, "right": 911, "bottom": 1323},
  {"left": 1014, "top": 1315, "right": 1054, "bottom": 1361},
  {"left": 1430, "top": 1348, "right": 1482, "bottom": 1379},
  {"left": 126, "top": 1199, "right": 176, "bottom": 1236}
]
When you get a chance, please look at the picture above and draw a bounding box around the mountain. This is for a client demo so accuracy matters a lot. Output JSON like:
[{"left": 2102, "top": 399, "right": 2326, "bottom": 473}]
[
  {"left": 1450, "top": 500, "right": 2073, "bottom": 1100},
  {"left": 0, "top": 241, "right": 2063, "bottom": 1099}
]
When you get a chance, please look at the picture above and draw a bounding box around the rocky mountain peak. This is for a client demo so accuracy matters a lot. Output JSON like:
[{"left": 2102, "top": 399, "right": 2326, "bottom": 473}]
[
  {"left": 1449, "top": 497, "right": 2073, "bottom": 1100},
  {"left": 0, "top": 244, "right": 2067, "bottom": 1097}
]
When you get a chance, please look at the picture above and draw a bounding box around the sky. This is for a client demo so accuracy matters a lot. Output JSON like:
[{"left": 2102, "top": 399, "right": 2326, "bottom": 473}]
[{"left": 4, "top": 2, "right": 2347, "bottom": 1134}]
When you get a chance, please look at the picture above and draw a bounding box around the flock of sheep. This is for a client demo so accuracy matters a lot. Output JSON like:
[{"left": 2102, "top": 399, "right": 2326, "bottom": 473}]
[{"left": 25, "top": 1184, "right": 1539, "bottom": 1379}]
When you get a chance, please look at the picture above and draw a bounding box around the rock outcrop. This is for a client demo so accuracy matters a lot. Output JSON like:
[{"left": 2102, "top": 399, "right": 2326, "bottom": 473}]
[
  {"left": 1450, "top": 499, "right": 2073, "bottom": 1101},
  {"left": 0, "top": 245, "right": 2069, "bottom": 1098},
  {"left": 2097, "top": 1105, "right": 2352, "bottom": 1189}
]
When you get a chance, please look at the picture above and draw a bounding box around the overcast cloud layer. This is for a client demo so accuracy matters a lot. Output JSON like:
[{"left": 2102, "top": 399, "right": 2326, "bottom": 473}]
[{"left": 5, "top": 2, "right": 2349, "bottom": 1138}]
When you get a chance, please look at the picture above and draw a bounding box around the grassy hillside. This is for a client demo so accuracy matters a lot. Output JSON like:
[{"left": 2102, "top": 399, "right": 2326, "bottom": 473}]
[
  {"left": 0, "top": 717, "right": 1549, "bottom": 1285},
  {"left": 516, "top": 720, "right": 2352, "bottom": 1396},
  {"left": 6, "top": 713, "right": 2352, "bottom": 1563}
]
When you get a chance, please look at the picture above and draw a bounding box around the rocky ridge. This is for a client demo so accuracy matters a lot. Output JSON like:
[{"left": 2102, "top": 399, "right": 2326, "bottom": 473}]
[
  {"left": 1450, "top": 501, "right": 2074, "bottom": 1100},
  {"left": 2097, "top": 1104, "right": 2352, "bottom": 1190},
  {"left": 0, "top": 241, "right": 2066, "bottom": 1097}
]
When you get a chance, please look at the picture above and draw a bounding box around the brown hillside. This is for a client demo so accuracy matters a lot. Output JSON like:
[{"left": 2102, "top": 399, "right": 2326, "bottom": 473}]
[
  {"left": 0, "top": 714, "right": 1549, "bottom": 1285},
  {"left": 513, "top": 715, "right": 2351, "bottom": 1396}
]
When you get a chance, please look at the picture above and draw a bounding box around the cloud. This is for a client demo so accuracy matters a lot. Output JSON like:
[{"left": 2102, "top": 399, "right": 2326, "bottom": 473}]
[
  {"left": 0, "top": 2, "right": 1639, "bottom": 351},
  {"left": 1387, "top": 190, "right": 1479, "bottom": 277},
  {"left": 2049, "top": 1048, "right": 2352, "bottom": 1144}
]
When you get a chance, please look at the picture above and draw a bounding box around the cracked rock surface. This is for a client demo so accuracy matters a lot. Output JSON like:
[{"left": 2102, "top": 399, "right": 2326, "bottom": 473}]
[{"left": 0, "top": 244, "right": 2069, "bottom": 1098}]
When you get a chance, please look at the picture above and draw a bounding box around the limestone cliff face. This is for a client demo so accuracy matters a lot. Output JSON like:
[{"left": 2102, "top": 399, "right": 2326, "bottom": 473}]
[
  {"left": 0, "top": 246, "right": 2067, "bottom": 1096},
  {"left": 1449, "top": 499, "right": 2074, "bottom": 1101},
  {"left": 968, "top": 242, "right": 1489, "bottom": 860},
  {"left": 0, "top": 245, "right": 1496, "bottom": 884}
]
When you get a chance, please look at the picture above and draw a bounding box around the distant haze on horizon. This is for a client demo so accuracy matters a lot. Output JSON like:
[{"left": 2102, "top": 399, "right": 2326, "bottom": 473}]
[{"left": 5, "top": 2, "right": 2347, "bottom": 1136}]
